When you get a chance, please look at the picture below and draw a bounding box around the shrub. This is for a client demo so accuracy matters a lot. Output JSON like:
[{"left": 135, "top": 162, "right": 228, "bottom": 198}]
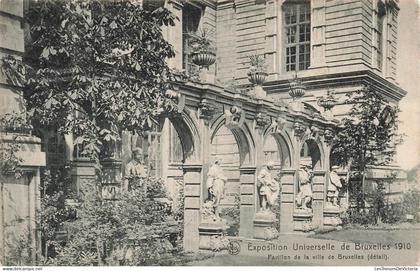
[
  {"left": 49, "top": 176, "right": 182, "bottom": 266},
  {"left": 220, "top": 194, "right": 240, "bottom": 236}
]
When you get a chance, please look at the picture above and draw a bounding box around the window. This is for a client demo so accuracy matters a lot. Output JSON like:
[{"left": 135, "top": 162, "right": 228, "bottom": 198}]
[
  {"left": 283, "top": 2, "right": 311, "bottom": 72},
  {"left": 376, "top": 1, "right": 386, "bottom": 70},
  {"left": 182, "top": 4, "right": 201, "bottom": 75},
  {"left": 147, "top": 126, "right": 162, "bottom": 178},
  {"left": 169, "top": 123, "right": 183, "bottom": 164}
]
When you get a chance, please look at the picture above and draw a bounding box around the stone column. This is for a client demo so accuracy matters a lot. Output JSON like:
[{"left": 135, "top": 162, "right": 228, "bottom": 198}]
[
  {"left": 278, "top": 169, "right": 296, "bottom": 233},
  {"left": 182, "top": 164, "right": 202, "bottom": 252},
  {"left": 164, "top": 0, "right": 183, "bottom": 70},
  {"left": 291, "top": 123, "right": 314, "bottom": 232},
  {"left": 71, "top": 159, "right": 96, "bottom": 198},
  {"left": 265, "top": 0, "right": 279, "bottom": 80},
  {"left": 310, "top": 0, "right": 326, "bottom": 68},
  {"left": 323, "top": 140, "right": 344, "bottom": 229},
  {"left": 216, "top": 0, "right": 236, "bottom": 84},
  {"left": 0, "top": 1, "right": 46, "bottom": 263},
  {"left": 101, "top": 158, "right": 122, "bottom": 200},
  {"left": 312, "top": 169, "right": 326, "bottom": 229},
  {"left": 239, "top": 165, "right": 256, "bottom": 238}
]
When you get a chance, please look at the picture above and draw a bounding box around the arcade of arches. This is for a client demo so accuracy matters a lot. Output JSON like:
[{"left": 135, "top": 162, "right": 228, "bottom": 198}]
[{"left": 65, "top": 80, "right": 349, "bottom": 252}]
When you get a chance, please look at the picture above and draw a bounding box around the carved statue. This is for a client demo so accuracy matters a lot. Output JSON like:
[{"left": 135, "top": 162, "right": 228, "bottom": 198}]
[
  {"left": 206, "top": 159, "right": 227, "bottom": 219},
  {"left": 327, "top": 166, "right": 343, "bottom": 207},
  {"left": 225, "top": 106, "right": 244, "bottom": 128},
  {"left": 257, "top": 161, "right": 280, "bottom": 213},
  {"left": 125, "top": 147, "right": 147, "bottom": 177},
  {"left": 296, "top": 163, "right": 313, "bottom": 210},
  {"left": 124, "top": 147, "right": 147, "bottom": 191}
]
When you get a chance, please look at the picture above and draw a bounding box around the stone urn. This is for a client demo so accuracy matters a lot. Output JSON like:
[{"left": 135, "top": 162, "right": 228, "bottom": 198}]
[
  {"left": 288, "top": 78, "right": 306, "bottom": 99},
  {"left": 247, "top": 70, "right": 268, "bottom": 85},
  {"left": 191, "top": 51, "right": 216, "bottom": 68},
  {"left": 318, "top": 91, "right": 336, "bottom": 110}
]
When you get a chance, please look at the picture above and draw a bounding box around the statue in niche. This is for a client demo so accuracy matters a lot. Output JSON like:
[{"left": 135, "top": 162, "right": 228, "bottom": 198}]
[
  {"left": 327, "top": 166, "right": 344, "bottom": 207},
  {"left": 296, "top": 163, "right": 313, "bottom": 210},
  {"left": 206, "top": 159, "right": 227, "bottom": 220},
  {"left": 124, "top": 147, "right": 147, "bottom": 191},
  {"left": 257, "top": 161, "right": 280, "bottom": 213},
  {"left": 125, "top": 147, "right": 147, "bottom": 177}
]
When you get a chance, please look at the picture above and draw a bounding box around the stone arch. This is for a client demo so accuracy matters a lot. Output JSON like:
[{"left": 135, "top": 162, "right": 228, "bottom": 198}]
[
  {"left": 263, "top": 128, "right": 294, "bottom": 169},
  {"left": 298, "top": 136, "right": 325, "bottom": 170},
  {"left": 210, "top": 114, "right": 255, "bottom": 166},
  {"left": 166, "top": 109, "right": 201, "bottom": 164}
]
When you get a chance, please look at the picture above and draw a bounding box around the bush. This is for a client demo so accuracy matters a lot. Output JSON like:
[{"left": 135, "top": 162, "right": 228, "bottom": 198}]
[
  {"left": 381, "top": 203, "right": 403, "bottom": 224},
  {"left": 400, "top": 189, "right": 420, "bottom": 222},
  {"left": 343, "top": 188, "right": 420, "bottom": 226},
  {"left": 49, "top": 176, "right": 182, "bottom": 266},
  {"left": 220, "top": 194, "right": 240, "bottom": 236},
  {"left": 343, "top": 207, "right": 375, "bottom": 225}
]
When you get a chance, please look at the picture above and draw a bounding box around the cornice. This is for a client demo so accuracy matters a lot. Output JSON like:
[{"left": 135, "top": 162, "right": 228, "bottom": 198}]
[
  {"left": 174, "top": 79, "right": 338, "bottom": 129},
  {"left": 263, "top": 69, "right": 407, "bottom": 102}
]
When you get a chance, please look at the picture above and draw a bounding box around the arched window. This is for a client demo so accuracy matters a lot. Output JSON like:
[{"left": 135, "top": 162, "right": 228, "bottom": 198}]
[
  {"left": 182, "top": 3, "right": 202, "bottom": 75},
  {"left": 283, "top": 1, "right": 311, "bottom": 72}
]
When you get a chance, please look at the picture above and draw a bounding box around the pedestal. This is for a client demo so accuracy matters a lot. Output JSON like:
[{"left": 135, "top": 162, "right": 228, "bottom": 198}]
[
  {"left": 199, "top": 70, "right": 215, "bottom": 84},
  {"left": 293, "top": 209, "right": 314, "bottom": 232},
  {"left": 251, "top": 85, "right": 267, "bottom": 99},
  {"left": 290, "top": 101, "right": 304, "bottom": 112},
  {"left": 101, "top": 158, "right": 122, "bottom": 200},
  {"left": 253, "top": 211, "right": 279, "bottom": 240},
  {"left": 323, "top": 204, "right": 342, "bottom": 229},
  {"left": 198, "top": 220, "right": 228, "bottom": 251}
]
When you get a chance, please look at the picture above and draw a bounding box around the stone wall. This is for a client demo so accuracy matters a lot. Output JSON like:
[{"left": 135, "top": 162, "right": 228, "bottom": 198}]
[
  {"left": 0, "top": 0, "right": 45, "bottom": 264},
  {"left": 213, "top": 0, "right": 399, "bottom": 86}
]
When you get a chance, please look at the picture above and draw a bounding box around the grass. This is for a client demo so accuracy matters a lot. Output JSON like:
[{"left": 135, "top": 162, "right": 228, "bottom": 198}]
[
  {"left": 311, "top": 227, "right": 420, "bottom": 247},
  {"left": 187, "top": 227, "right": 420, "bottom": 266}
]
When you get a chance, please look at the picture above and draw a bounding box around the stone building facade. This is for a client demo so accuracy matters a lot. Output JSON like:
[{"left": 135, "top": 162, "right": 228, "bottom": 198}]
[
  {"left": 0, "top": 0, "right": 407, "bottom": 258},
  {"left": 0, "top": 0, "right": 46, "bottom": 263}
]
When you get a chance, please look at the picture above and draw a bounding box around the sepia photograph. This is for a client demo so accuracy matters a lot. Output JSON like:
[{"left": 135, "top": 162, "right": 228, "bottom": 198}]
[{"left": 0, "top": 0, "right": 419, "bottom": 268}]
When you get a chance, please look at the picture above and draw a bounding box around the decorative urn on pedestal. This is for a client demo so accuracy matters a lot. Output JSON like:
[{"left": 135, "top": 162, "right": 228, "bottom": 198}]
[
  {"left": 317, "top": 90, "right": 337, "bottom": 120},
  {"left": 288, "top": 75, "right": 306, "bottom": 111},
  {"left": 247, "top": 54, "right": 268, "bottom": 98},
  {"left": 188, "top": 28, "right": 216, "bottom": 82}
]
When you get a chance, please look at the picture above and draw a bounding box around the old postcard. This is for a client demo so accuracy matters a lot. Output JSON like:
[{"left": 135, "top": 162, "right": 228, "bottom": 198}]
[{"left": 0, "top": 0, "right": 419, "bottom": 268}]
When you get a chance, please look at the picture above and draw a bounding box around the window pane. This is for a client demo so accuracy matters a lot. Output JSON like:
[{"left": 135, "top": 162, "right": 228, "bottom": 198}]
[
  {"left": 285, "top": 5, "right": 297, "bottom": 25},
  {"left": 286, "top": 26, "right": 297, "bottom": 44},
  {"left": 377, "top": 16, "right": 383, "bottom": 70},
  {"left": 299, "top": 3, "right": 310, "bottom": 22},
  {"left": 284, "top": 3, "right": 311, "bottom": 72}
]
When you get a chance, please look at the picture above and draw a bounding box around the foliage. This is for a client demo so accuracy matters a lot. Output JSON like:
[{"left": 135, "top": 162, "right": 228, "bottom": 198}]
[
  {"left": 4, "top": 232, "right": 33, "bottom": 266},
  {"left": 248, "top": 53, "right": 267, "bottom": 73},
  {"left": 331, "top": 85, "right": 402, "bottom": 171},
  {"left": 49, "top": 176, "right": 181, "bottom": 266},
  {"left": 343, "top": 187, "right": 420, "bottom": 225},
  {"left": 220, "top": 194, "right": 240, "bottom": 236},
  {"left": 400, "top": 189, "right": 420, "bottom": 221},
  {"left": 0, "top": 113, "right": 32, "bottom": 179},
  {"left": 38, "top": 166, "right": 77, "bottom": 261},
  {"left": 331, "top": 85, "right": 402, "bottom": 211},
  {"left": 188, "top": 27, "right": 216, "bottom": 54},
  {"left": 11, "top": 0, "right": 178, "bottom": 163},
  {"left": 173, "top": 180, "right": 185, "bottom": 222},
  {"left": 1, "top": 55, "right": 25, "bottom": 87}
]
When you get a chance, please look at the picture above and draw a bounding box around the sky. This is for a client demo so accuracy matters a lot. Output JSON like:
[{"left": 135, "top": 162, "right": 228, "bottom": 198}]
[{"left": 395, "top": 0, "right": 420, "bottom": 170}]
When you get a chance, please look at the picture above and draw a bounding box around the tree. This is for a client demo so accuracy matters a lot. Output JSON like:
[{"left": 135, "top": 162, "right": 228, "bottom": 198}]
[
  {"left": 23, "top": 0, "right": 177, "bottom": 161},
  {"left": 1, "top": 0, "right": 183, "bottom": 265},
  {"left": 50, "top": 176, "right": 179, "bottom": 266},
  {"left": 331, "top": 85, "right": 403, "bottom": 216}
]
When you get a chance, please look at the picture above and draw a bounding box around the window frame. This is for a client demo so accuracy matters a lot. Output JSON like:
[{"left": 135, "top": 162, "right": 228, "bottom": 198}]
[
  {"left": 376, "top": 1, "right": 386, "bottom": 71},
  {"left": 182, "top": 3, "right": 203, "bottom": 76},
  {"left": 282, "top": 1, "right": 311, "bottom": 73}
]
